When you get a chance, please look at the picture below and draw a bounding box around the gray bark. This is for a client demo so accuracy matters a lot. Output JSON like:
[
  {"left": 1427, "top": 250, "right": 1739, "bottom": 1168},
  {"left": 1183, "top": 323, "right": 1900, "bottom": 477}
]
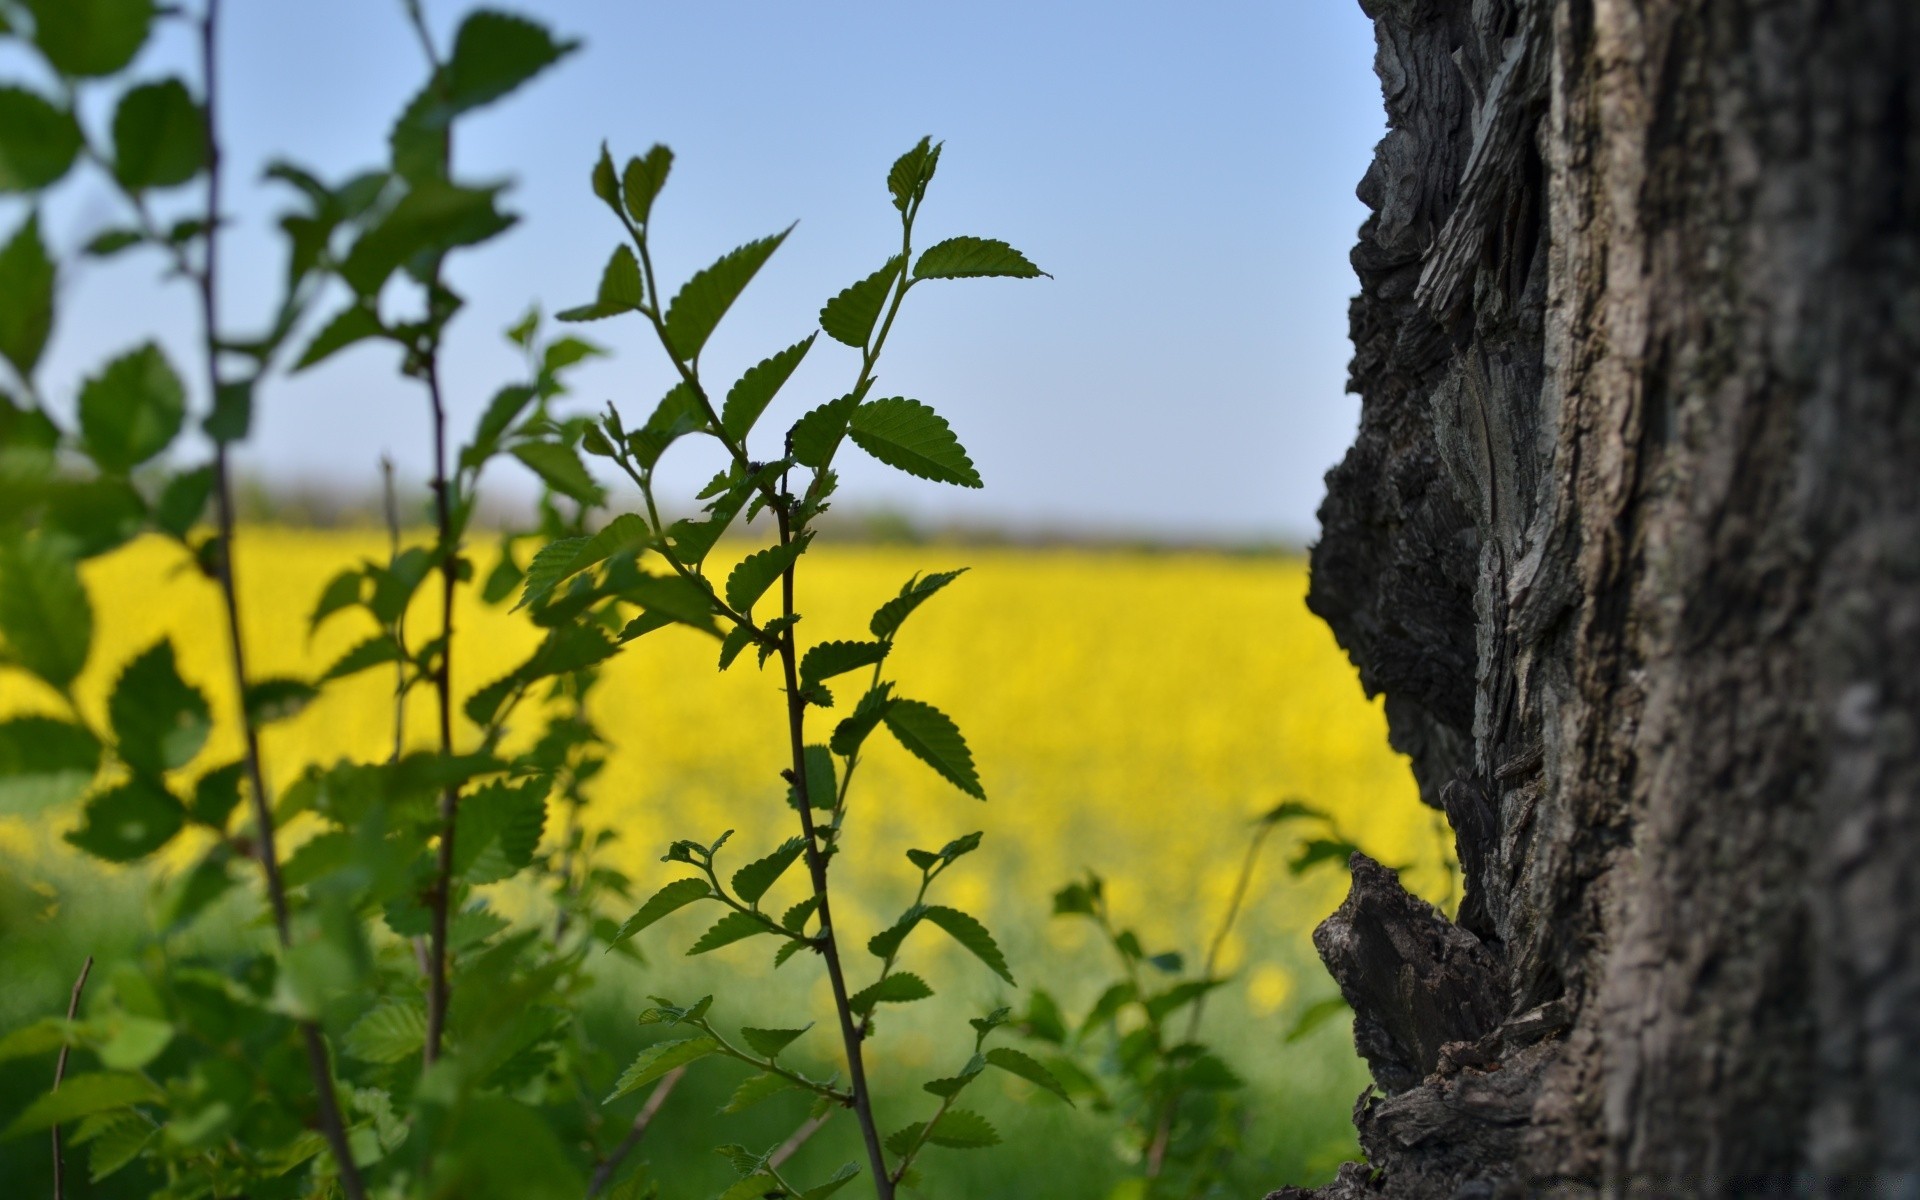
[{"left": 1276, "top": 0, "right": 1920, "bottom": 1194}]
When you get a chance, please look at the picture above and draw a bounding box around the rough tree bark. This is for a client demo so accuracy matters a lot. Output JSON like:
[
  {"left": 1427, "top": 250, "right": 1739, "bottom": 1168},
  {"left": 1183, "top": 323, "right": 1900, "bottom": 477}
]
[{"left": 1275, "top": 0, "right": 1919, "bottom": 1195}]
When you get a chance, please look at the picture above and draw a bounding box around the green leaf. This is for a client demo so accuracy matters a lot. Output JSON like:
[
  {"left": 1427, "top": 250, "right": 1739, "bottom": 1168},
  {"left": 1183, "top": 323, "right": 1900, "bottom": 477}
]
[
  {"left": 340, "top": 180, "right": 513, "bottom": 295},
  {"left": 65, "top": 779, "right": 184, "bottom": 862},
  {"left": 607, "top": 877, "right": 712, "bottom": 950},
  {"left": 294, "top": 304, "right": 382, "bottom": 370},
  {"left": 801, "top": 1162, "right": 861, "bottom": 1200},
  {"left": 884, "top": 699, "right": 983, "bottom": 799},
  {"left": 308, "top": 568, "right": 364, "bottom": 636},
  {"left": 85, "top": 1112, "right": 156, "bottom": 1182},
  {"left": 781, "top": 895, "right": 820, "bottom": 933},
  {"left": 1143, "top": 978, "right": 1224, "bottom": 1023},
  {"left": 186, "top": 762, "right": 242, "bottom": 828},
  {"left": 443, "top": 10, "right": 578, "bottom": 113},
  {"left": 792, "top": 743, "right": 836, "bottom": 812},
  {"left": 343, "top": 1001, "right": 426, "bottom": 1064},
  {"left": 738, "top": 1025, "right": 811, "bottom": 1060},
  {"left": 153, "top": 465, "right": 215, "bottom": 537},
  {"left": 867, "top": 906, "right": 924, "bottom": 961},
  {"left": 848, "top": 971, "right": 932, "bottom": 1015},
  {"left": 1, "top": 1072, "right": 159, "bottom": 1139},
  {"left": 788, "top": 393, "right": 859, "bottom": 469},
  {"left": 799, "top": 640, "right": 888, "bottom": 694},
  {"left": 721, "top": 1071, "right": 798, "bottom": 1114},
  {"left": 1291, "top": 838, "right": 1363, "bottom": 875},
  {"left": 819, "top": 256, "right": 901, "bottom": 348},
  {"left": 724, "top": 537, "right": 807, "bottom": 615},
  {"left": 243, "top": 677, "right": 317, "bottom": 727},
  {"left": 108, "top": 640, "right": 210, "bottom": 775},
  {"left": 663, "top": 227, "right": 792, "bottom": 362},
  {"left": 848, "top": 398, "right": 981, "bottom": 488},
  {"left": 829, "top": 684, "right": 894, "bottom": 757},
  {"left": 721, "top": 335, "right": 813, "bottom": 441},
  {"left": 590, "top": 143, "right": 621, "bottom": 214},
  {"left": 922, "top": 1053, "right": 986, "bottom": 1098},
  {"left": 78, "top": 343, "right": 186, "bottom": 473},
  {"left": 922, "top": 906, "right": 1013, "bottom": 984},
  {"left": 0, "top": 717, "right": 99, "bottom": 815},
  {"left": 512, "top": 440, "right": 605, "bottom": 505},
  {"left": 686, "top": 910, "right": 774, "bottom": 956},
  {"left": 516, "top": 513, "right": 650, "bottom": 610},
  {"left": 621, "top": 144, "right": 674, "bottom": 226},
  {"left": 0, "top": 87, "right": 81, "bottom": 192},
  {"left": 625, "top": 573, "right": 719, "bottom": 635},
  {"left": 716, "top": 624, "right": 754, "bottom": 671},
  {"left": 0, "top": 214, "right": 55, "bottom": 378},
  {"left": 0, "top": 537, "right": 90, "bottom": 689},
  {"left": 912, "top": 236, "right": 1046, "bottom": 281},
  {"left": 23, "top": 0, "right": 153, "bottom": 78},
  {"left": 1285, "top": 996, "right": 1351, "bottom": 1044},
  {"left": 886, "top": 137, "right": 939, "bottom": 213},
  {"left": 626, "top": 380, "right": 707, "bottom": 468},
  {"left": 984, "top": 1047, "right": 1072, "bottom": 1103},
  {"left": 454, "top": 779, "right": 548, "bottom": 883},
  {"left": 321, "top": 633, "right": 401, "bottom": 682},
  {"left": 110, "top": 78, "right": 205, "bottom": 190},
  {"left": 606, "top": 1036, "right": 720, "bottom": 1103},
  {"left": 557, "top": 243, "right": 643, "bottom": 322},
  {"left": 666, "top": 485, "right": 746, "bottom": 564},
  {"left": 465, "top": 383, "right": 539, "bottom": 468},
  {"left": 925, "top": 1108, "right": 1000, "bottom": 1149},
  {"left": 884, "top": 1123, "right": 921, "bottom": 1159},
  {"left": 731, "top": 836, "right": 805, "bottom": 906},
  {"left": 869, "top": 570, "right": 966, "bottom": 640}
]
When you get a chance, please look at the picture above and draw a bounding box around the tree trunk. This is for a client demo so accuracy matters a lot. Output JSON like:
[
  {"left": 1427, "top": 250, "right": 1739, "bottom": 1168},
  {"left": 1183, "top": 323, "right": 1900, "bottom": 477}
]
[{"left": 1278, "top": 0, "right": 1919, "bottom": 1194}]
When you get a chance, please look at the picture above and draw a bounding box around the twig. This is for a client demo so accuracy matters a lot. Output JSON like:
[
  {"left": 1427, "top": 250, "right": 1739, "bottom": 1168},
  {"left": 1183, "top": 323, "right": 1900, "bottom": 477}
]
[
  {"left": 49, "top": 955, "right": 93, "bottom": 1200},
  {"left": 584, "top": 1066, "right": 685, "bottom": 1198},
  {"left": 768, "top": 1109, "right": 833, "bottom": 1170},
  {"left": 192, "top": 4, "right": 366, "bottom": 1196},
  {"left": 381, "top": 455, "right": 406, "bottom": 762}
]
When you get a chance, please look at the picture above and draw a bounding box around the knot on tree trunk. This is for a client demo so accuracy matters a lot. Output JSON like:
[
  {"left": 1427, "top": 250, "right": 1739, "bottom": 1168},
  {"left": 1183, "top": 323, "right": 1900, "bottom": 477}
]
[{"left": 1314, "top": 854, "right": 1504, "bottom": 1096}]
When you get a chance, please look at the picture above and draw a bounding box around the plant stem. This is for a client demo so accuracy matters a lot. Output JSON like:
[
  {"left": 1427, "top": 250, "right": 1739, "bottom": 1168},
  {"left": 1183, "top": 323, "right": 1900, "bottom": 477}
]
[
  {"left": 421, "top": 349, "right": 459, "bottom": 1067},
  {"left": 584, "top": 1065, "right": 684, "bottom": 1199},
  {"left": 775, "top": 506, "right": 893, "bottom": 1200},
  {"left": 768, "top": 1109, "right": 833, "bottom": 1170},
  {"left": 193, "top": 7, "right": 365, "bottom": 1195},
  {"left": 382, "top": 455, "right": 406, "bottom": 762},
  {"left": 49, "top": 954, "right": 92, "bottom": 1200}
]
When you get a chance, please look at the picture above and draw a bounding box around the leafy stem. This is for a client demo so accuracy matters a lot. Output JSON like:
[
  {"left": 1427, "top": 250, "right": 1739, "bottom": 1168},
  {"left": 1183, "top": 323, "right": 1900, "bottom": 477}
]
[{"left": 685, "top": 1016, "right": 851, "bottom": 1106}]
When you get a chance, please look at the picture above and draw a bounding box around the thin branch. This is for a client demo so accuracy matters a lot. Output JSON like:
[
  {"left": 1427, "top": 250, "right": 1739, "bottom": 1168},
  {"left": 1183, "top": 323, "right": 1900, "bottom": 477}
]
[
  {"left": 584, "top": 1065, "right": 685, "bottom": 1199},
  {"left": 49, "top": 955, "right": 93, "bottom": 1200},
  {"left": 382, "top": 455, "right": 406, "bottom": 762},
  {"left": 768, "top": 1109, "right": 833, "bottom": 1170}
]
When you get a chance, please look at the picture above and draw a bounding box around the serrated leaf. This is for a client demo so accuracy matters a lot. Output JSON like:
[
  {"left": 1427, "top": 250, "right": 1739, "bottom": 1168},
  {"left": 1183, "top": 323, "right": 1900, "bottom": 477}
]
[
  {"left": 922, "top": 906, "right": 1013, "bottom": 984},
  {"left": 867, "top": 906, "right": 924, "bottom": 961},
  {"left": 0, "top": 86, "right": 82, "bottom": 192},
  {"left": 608, "top": 877, "right": 712, "bottom": 950},
  {"left": 626, "top": 381, "right": 707, "bottom": 468},
  {"left": 1143, "top": 978, "right": 1224, "bottom": 1024},
  {"left": 984, "top": 1047, "right": 1072, "bottom": 1102},
  {"left": 721, "top": 335, "right": 813, "bottom": 440},
  {"left": 65, "top": 779, "right": 184, "bottom": 863},
  {"left": 516, "top": 514, "right": 649, "bottom": 609},
  {"left": 605, "top": 1037, "right": 719, "bottom": 1103},
  {"left": 819, "top": 256, "right": 900, "bottom": 348},
  {"left": 686, "top": 910, "right": 773, "bottom": 956},
  {"left": 912, "top": 236, "right": 1046, "bottom": 281},
  {"left": 1, "top": 1072, "right": 159, "bottom": 1138},
  {"left": 454, "top": 779, "right": 548, "bottom": 883},
  {"left": 627, "top": 573, "right": 719, "bottom": 635},
  {"left": 443, "top": 10, "right": 577, "bottom": 113},
  {"left": 243, "top": 677, "right": 317, "bottom": 727},
  {"left": 848, "top": 971, "right": 932, "bottom": 1015},
  {"left": 799, "top": 640, "right": 888, "bottom": 694},
  {"left": 343, "top": 1001, "right": 426, "bottom": 1064},
  {"left": 885, "top": 1122, "right": 923, "bottom": 1159},
  {"left": 883, "top": 699, "right": 983, "bottom": 799},
  {"left": 829, "top": 683, "right": 894, "bottom": 757},
  {"left": 78, "top": 343, "right": 185, "bottom": 473},
  {"left": 558, "top": 243, "right": 644, "bottom": 322},
  {"left": 869, "top": 569, "right": 966, "bottom": 640},
  {"left": 84, "top": 1111, "right": 154, "bottom": 1182},
  {"left": 790, "top": 743, "right": 836, "bottom": 812},
  {"left": 340, "top": 180, "right": 513, "bottom": 296},
  {"left": 0, "top": 717, "right": 99, "bottom": 816},
  {"left": 925, "top": 1108, "right": 1000, "bottom": 1148},
  {"left": 717, "top": 624, "right": 755, "bottom": 671},
  {"left": 0, "top": 214, "right": 55, "bottom": 377},
  {"left": 621, "top": 144, "right": 673, "bottom": 226},
  {"left": 788, "top": 392, "right": 859, "bottom": 469},
  {"left": 464, "top": 383, "right": 539, "bottom": 469},
  {"left": 109, "top": 640, "right": 211, "bottom": 775},
  {"left": 739, "top": 1024, "right": 811, "bottom": 1059},
  {"left": 320, "top": 633, "right": 401, "bottom": 682},
  {"left": 724, "top": 537, "right": 807, "bottom": 615},
  {"left": 886, "top": 137, "right": 939, "bottom": 213},
  {"left": 0, "top": 538, "right": 91, "bottom": 690},
  {"left": 294, "top": 304, "right": 382, "bottom": 370},
  {"left": 664, "top": 227, "right": 792, "bottom": 362},
  {"left": 721, "top": 1071, "right": 798, "bottom": 1114},
  {"left": 513, "top": 440, "right": 605, "bottom": 505},
  {"left": 731, "top": 836, "right": 805, "bottom": 906},
  {"left": 111, "top": 77, "right": 205, "bottom": 191},
  {"left": 848, "top": 398, "right": 981, "bottom": 488},
  {"left": 800, "top": 1161, "right": 860, "bottom": 1200}
]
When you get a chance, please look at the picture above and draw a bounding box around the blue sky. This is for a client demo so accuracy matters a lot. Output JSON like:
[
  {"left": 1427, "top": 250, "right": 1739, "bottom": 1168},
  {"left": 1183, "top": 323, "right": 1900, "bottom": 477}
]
[{"left": 10, "top": 1, "right": 1384, "bottom": 542}]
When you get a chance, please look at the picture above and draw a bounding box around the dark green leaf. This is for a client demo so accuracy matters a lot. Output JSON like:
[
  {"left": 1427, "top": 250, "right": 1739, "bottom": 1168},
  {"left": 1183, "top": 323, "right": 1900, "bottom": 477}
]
[
  {"left": 343, "top": 1001, "right": 426, "bottom": 1064},
  {"left": 1079, "top": 982, "right": 1136, "bottom": 1037},
  {"left": 23, "top": 0, "right": 153, "bottom": 78},
  {"left": 791, "top": 743, "right": 836, "bottom": 812},
  {"left": 884, "top": 699, "right": 983, "bottom": 799},
  {"left": 0, "top": 537, "right": 91, "bottom": 689},
  {"left": 187, "top": 761, "right": 242, "bottom": 829},
  {"left": 922, "top": 906, "right": 1013, "bottom": 984},
  {"left": 0, "top": 716, "right": 99, "bottom": 815},
  {"left": 1143, "top": 978, "right": 1224, "bottom": 1024},
  {"left": 738, "top": 1024, "right": 811, "bottom": 1059},
  {"left": 721, "top": 1071, "right": 798, "bottom": 1114},
  {"left": 984, "top": 1047, "right": 1071, "bottom": 1102},
  {"left": 0, "top": 1071, "right": 159, "bottom": 1139},
  {"left": 65, "top": 779, "right": 184, "bottom": 862},
  {"left": 848, "top": 398, "right": 981, "bottom": 488},
  {"left": 721, "top": 335, "right": 813, "bottom": 441},
  {"left": 605, "top": 1037, "right": 719, "bottom": 1102},
  {"left": 886, "top": 137, "right": 939, "bottom": 213},
  {"left": 1259, "top": 798, "right": 1331, "bottom": 827},
  {"left": 294, "top": 304, "right": 382, "bottom": 370},
  {"left": 716, "top": 623, "right": 754, "bottom": 671},
  {"left": 686, "top": 910, "right": 774, "bottom": 956},
  {"left": 819, "top": 256, "right": 900, "bottom": 348},
  {"left": 788, "top": 393, "right": 859, "bottom": 469},
  {"left": 0, "top": 87, "right": 81, "bottom": 192},
  {"left": 867, "top": 906, "right": 924, "bottom": 961},
  {"left": 590, "top": 142, "right": 621, "bottom": 214},
  {"left": 340, "top": 180, "right": 513, "bottom": 295},
  {"left": 82, "top": 228, "right": 143, "bottom": 257},
  {"left": 731, "top": 836, "right": 804, "bottom": 906},
  {"left": 464, "top": 383, "right": 539, "bottom": 469},
  {"left": 1285, "top": 996, "right": 1351, "bottom": 1044},
  {"left": 78, "top": 343, "right": 185, "bottom": 473},
  {"left": 663, "top": 227, "right": 792, "bottom": 362},
  {"left": 607, "top": 877, "right": 712, "bottom": 950},
  {"left": 626, "top": 380, "right": 707, "bottom": 468},
  {"left": 516, "top": 514, "right": 649, "bottom": 609},
  {"left": 926, "top": 1108, "right": 999, "bottom": 1149},
  {"left": 625, "top": 573, "right": 718, "bottom": 635},
  {"left": 84, "top": 1111, "right": 155, "bottom": 1182},
  {"left": 848, "top": 971, "right": 932, "bottom": 1015},
  {"left": 829, "top": 683, "right": 893, "bottom": 757},
  {"left": 922, "top": 1052, "right": 985, "bottom": 1098},
  {"left": 912, "top": 236, "right": 1046, "bottom": 281},
  {"left": 0, "top": 214, "right": 55, "bottom": 378},
  {"left": 308, "top": 568, "right": 363, "bottom": 636},
  {"left": 1291, "top": 838, "right": 1363, "bottom": 875},
  {"left": 512, "top": 440, "right": 605, "bottom": 505},
  {"left": 455, "top": 779, "right": 549, "bottom": 883},
  {"left": 621, "top": 144, "right": 673, "bottom": 226},
  {"left": 443, "top": 10, "right": 577, "bottom": 113},
  {"left": 800, "top": 1162, "right": 861, "bottom": 1200},
  {"left": 153, "top": 465, "right": 215, "bottom": 537},
  {"left": 799, "top": 640, "right": 888, "bottom": 694},
  {"left": 869, "top": 569, "right": 966, "bottom": 640},
  {"left": 243, "top": 677, "right": 316, "bottom": 727},
  {"left": 557, "top": 244, "right": 643, "bottom": 322},
  {"left": 108, "top": 640, "right": 209, "bottom": 774},
  {"left": 781, "top": 895, "right": 819, "bottom": 933},
  {"left": 724, "top": 537, "right": 807, "bottom": 615},
  {"left": 665, "top": 485, "right": 745, "bottom": 564},
  {"left": 110, "top": 78, "right": 205, "bottom": 190},
  {"left": 320, "top": 633, "right": 402, "bottom": 682}
]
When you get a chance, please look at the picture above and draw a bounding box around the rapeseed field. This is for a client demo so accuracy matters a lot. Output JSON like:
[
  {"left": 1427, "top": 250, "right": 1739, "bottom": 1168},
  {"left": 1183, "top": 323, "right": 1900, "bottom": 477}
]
[{"left": 0, "top": 530, "right": 1440, "bottom": 1193}]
